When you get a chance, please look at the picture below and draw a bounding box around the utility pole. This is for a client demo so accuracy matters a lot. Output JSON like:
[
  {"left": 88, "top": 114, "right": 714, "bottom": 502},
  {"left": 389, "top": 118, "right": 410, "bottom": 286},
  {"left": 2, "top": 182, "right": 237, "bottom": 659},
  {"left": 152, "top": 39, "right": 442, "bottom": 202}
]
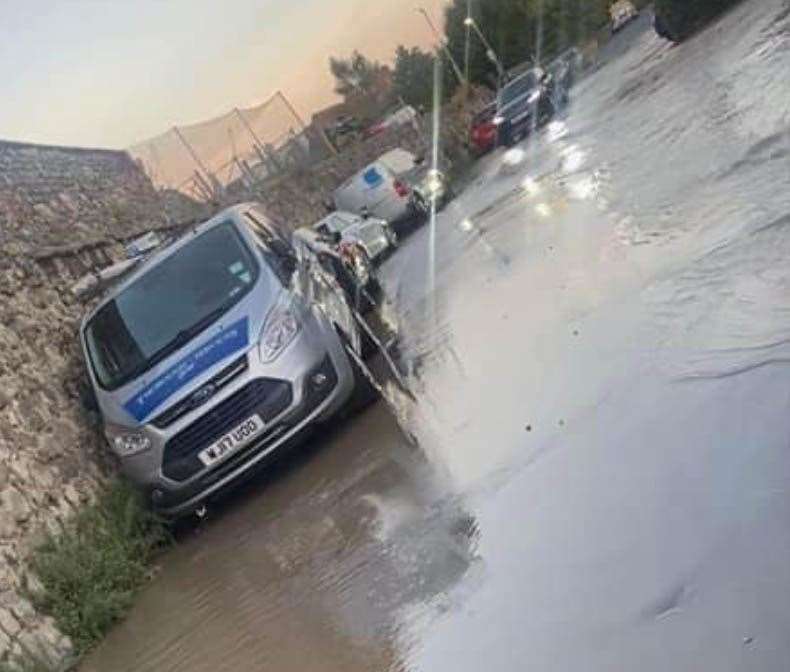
[
  {"left": 417, "top": 7, "right": 466, "bottom": 88},
  {"left": 464, "top": 16, "right": 506, "bottom": 84},
  {"left": 464, "top": 0, "right": 472, "bottom": 85}
]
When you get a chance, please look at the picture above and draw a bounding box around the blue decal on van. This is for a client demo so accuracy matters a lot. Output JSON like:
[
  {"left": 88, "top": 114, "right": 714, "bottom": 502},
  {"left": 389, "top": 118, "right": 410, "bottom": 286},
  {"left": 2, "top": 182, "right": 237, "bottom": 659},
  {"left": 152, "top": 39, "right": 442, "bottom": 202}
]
[
  {"left": 123, "top": 317, "right": 249, "bottom": 422},
  {"left": 363, "top": 167, "right": 383, "bottom": 188}
]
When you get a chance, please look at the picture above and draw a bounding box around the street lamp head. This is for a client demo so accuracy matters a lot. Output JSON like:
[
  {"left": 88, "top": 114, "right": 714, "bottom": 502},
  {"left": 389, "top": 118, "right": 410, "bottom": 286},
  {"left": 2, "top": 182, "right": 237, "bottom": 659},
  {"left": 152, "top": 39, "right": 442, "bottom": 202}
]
[{"left": 464, "top": 17, "right": 474, "bottom": 26}]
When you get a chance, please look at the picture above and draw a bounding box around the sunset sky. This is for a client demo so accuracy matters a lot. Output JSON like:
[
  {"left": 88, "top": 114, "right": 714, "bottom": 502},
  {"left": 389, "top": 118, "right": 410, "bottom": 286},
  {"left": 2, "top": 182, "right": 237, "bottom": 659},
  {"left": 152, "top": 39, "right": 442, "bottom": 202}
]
[{"left": 0, "top": 0, "right": 448, "bottom": 150}]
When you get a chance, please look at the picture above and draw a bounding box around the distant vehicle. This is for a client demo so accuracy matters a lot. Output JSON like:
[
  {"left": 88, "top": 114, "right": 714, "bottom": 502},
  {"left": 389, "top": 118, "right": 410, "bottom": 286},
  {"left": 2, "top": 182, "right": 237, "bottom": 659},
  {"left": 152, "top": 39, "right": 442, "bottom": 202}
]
[
  {"left": 493, "top": 67, "right": 558, "bottom": 147},
  {"left": 326, "top": 115, "right": 362, "bottom": 149},
  {"left": 654, "top": 0, "right": 742, "bottom": 41},
  {"left": 312, "top": 210, "right": 397, "bottom": 261},
  {"left": 374, "top": 148, "right": 452, "bottom": 211},
  {"left": 363, "top": 106, "right": 419, "bottom": 139},
  {"left": 80, "top": 203, "right": 374, "bottom": 519},
  {"left": 546, "top": 47, "right": 584, "bottom": 94},
  {"left": 334, "top": 155, "right": 427, "bottom": 233},
  {"left": 610, "top": 0, "right": 639, "bottom": 32},
  {"left": 470, "top": 102, "right": 498, "bottom": 156}
]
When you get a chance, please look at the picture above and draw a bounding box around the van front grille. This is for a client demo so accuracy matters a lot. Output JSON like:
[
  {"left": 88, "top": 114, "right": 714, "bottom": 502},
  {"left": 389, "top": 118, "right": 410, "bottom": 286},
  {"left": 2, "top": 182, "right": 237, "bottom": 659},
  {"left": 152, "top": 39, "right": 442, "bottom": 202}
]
[{"left": 161, "top": 378, "right": 292, "bottom": 481}]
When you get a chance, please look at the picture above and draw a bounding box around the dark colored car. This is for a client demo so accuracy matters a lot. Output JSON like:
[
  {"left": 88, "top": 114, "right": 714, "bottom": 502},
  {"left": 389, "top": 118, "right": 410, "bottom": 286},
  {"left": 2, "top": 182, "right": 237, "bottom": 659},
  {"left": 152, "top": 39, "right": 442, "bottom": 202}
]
[
  {"left": 493, "top": 68, "right": 558, "bottom": 148},
  {"left": 470, "top": 103, "right": 498, "bottom": 156},
  {"left": 654, "top": 0, "right": 743, "bottom": 41}
]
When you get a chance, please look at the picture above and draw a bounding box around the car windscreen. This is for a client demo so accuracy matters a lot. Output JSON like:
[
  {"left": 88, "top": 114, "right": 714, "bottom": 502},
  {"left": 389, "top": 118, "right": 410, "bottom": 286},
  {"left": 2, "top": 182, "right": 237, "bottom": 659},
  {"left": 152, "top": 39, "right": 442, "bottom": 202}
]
[
  {"left": 500, "top": 72, "right": 539, "bottom": 106},
  {"left": 328, "top": 214, "right": 356, "bottom": 232},
  {"left": 84, "top": 221, "right": 265, "bottom": 391}
]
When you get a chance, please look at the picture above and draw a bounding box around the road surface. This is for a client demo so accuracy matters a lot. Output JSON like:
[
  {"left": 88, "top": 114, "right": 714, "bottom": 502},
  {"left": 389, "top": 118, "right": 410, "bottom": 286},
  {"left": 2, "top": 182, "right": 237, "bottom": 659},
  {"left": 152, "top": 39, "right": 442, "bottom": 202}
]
[{"left": 82, "top": 3, "right": 790, "bottom": 670}]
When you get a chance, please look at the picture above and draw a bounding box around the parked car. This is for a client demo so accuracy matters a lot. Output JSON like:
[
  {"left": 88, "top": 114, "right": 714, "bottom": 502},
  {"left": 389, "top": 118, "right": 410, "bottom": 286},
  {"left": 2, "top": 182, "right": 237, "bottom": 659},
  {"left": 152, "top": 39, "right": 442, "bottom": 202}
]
[
  {"left": 326, "top": 115, "right": 362, "bottom": 149},
  {"left": 494, "top": 67, "right": 558, "bottom": 147},
  {"left": 312, "top": 210, "right": 397, "bottom": 261},
  {"left": 80, "top": 203, "right": 374, "bottom": 519},
  {"left": 470, "top": 103, "right": 499, "bottom": 156},
  {"left": 654, "top": 0, "right": 742, "bottom": 41},
  {"left": 377, "top": 148, "right": 452, "bottom": 211},
  {"left": 610, "top": 0, "right": 639, "bottom": 32},
  {"left": 292, "top": 225, "right": 383, "bottom": 315},
  {"left": 333, "top": 157, "right": 426, "bottom": 234}
]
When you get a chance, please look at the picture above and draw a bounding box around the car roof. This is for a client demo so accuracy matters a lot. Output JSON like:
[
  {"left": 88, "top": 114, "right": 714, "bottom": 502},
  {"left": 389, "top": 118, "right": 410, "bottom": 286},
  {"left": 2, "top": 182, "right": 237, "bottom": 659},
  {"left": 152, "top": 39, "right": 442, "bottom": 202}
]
[
  {"left": 313, "top": 211, "right": 360, "bottom": 228},
  {"left": 81, "top": 202, "right": 259, "bottom": 329},
  {"left": 506, "top": 67, "right": 542, "bottom": 86}
]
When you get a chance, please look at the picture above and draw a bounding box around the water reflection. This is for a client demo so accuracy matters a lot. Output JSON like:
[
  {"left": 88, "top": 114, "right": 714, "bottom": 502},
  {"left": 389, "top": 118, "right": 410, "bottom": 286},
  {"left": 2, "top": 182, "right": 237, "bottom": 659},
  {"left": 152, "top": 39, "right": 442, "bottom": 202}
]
[{"left": 81, "top": 404, "right": 480, "bottom": 672}]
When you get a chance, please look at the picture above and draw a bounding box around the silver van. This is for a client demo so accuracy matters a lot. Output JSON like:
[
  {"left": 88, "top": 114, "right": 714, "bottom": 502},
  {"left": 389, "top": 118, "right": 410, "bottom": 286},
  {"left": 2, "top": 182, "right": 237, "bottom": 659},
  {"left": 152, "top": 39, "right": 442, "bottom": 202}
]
[
  {"left": 333, "top": 160, "right": 426, "bottom": 233},
  {"left": 80, "top": 203, "right": 370, "bottom": 518}
]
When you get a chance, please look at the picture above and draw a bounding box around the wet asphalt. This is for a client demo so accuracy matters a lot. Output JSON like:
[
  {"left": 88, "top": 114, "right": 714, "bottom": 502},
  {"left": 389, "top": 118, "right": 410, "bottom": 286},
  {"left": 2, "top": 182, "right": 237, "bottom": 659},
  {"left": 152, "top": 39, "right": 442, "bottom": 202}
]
[{"left": 81, "top": 3, "right": 790, "bottom": 670}]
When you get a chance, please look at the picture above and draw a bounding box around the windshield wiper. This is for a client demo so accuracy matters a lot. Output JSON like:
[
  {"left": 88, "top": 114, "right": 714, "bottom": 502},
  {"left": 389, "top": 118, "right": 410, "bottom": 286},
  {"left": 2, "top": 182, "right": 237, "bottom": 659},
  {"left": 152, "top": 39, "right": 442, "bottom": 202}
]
[{"left": 158, "top": 303, "right": 233, "bottom": 362}]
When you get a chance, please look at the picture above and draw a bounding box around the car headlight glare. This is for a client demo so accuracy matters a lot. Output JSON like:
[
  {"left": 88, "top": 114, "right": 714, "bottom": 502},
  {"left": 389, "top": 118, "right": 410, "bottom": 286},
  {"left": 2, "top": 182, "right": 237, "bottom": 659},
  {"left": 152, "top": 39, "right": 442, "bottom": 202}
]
[
  {"left": 259, "top": 308, "right": 300, "bottom": 363},
  {"left": 493, "top": 115, "right": 506, "bottom": 126},
  {"left": 425, "top": 170, "right": 444, "bottom": 196}
]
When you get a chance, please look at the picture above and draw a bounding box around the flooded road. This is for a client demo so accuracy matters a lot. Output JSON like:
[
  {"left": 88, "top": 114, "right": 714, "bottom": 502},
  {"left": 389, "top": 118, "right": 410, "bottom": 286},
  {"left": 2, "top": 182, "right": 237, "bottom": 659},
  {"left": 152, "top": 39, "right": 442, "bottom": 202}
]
[{"left": 83, "top": 2, "right": 790, "bottom": 670}]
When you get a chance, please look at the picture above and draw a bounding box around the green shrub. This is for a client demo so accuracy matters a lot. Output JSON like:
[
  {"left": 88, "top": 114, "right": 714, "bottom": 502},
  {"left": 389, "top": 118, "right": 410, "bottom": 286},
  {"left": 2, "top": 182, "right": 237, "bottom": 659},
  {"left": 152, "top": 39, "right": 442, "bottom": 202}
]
[
  {"left": 29, "top": 481, "right": 168, "bottom": 656},
  {"left": 654, "top": 0, "right": 743, "bottom": 40}
]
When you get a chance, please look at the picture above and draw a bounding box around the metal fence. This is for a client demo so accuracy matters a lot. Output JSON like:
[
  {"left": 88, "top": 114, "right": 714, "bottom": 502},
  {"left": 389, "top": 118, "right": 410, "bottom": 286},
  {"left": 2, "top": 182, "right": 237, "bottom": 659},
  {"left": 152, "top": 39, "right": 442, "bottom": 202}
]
[{"left": 129, "top": 91, "right": 334, "bottom": 202}]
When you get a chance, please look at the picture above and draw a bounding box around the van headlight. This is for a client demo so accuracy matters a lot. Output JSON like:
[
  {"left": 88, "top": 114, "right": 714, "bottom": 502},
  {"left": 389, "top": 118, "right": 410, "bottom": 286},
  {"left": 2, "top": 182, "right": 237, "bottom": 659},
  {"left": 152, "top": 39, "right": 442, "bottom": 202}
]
[
  {"left": 259, "top": 308, "right": 301, "bottom": 363},
  {"left": 106, "top": 427, "right": 152, "bottom": 458}
]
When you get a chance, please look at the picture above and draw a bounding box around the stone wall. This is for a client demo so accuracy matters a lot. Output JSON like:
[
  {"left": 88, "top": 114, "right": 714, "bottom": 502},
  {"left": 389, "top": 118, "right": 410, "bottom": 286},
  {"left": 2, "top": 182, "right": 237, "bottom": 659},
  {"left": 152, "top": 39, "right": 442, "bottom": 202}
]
[
  {"left": 0, "top": 140, "right": 208, "bottom": 256},
  {"left": 0, "top": 139, "right": 207, "bottom": 669}
]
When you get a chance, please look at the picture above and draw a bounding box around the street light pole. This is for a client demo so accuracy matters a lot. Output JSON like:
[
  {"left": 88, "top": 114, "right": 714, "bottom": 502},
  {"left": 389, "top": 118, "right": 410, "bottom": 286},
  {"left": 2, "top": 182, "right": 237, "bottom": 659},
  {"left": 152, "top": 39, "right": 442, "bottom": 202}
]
[
  {"left": 464, "top": 0, "right": 472, "bottom": 85},
  {"left": 416, "top": 7, "right": 466, "bottom": 87},
  {"left": 464, "top": 17, "right": 506, "bottom": 83}
]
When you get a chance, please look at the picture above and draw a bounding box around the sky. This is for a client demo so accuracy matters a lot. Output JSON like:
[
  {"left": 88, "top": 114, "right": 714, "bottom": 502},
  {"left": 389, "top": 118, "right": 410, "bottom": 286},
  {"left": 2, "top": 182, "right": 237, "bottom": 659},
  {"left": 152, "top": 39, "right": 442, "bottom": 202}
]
[{"left": 0, "top": 0, "right": 447, "bottom": 150}]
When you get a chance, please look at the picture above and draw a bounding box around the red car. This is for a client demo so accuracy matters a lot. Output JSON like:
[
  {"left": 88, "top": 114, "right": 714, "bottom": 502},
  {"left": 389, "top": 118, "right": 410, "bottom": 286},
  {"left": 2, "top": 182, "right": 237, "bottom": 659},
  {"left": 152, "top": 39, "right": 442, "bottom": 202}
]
[{"left": 470, "top": 103, "right": 498, "bottom": 156}]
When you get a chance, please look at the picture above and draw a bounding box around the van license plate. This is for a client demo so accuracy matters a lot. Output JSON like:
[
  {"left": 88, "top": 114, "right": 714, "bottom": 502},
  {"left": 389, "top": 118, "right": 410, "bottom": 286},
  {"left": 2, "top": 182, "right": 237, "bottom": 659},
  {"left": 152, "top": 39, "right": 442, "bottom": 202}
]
[{"left": 198, "top": 415, "right": 266, "bottom": 467}]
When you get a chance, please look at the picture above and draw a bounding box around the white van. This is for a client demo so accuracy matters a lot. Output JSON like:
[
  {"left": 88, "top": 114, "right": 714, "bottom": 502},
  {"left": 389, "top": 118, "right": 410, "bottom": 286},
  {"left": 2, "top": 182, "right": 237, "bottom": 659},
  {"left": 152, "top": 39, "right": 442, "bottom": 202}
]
[{"left": 333, "top": 160, "right": 427, "bottom": 234}]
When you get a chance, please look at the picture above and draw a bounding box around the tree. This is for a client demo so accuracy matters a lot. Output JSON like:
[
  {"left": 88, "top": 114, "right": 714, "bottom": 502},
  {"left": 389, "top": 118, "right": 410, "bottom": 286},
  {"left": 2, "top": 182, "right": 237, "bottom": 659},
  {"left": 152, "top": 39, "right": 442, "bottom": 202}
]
[
  {"left": 392, "top": 46, "right": 436, "bottom": 109},
  {"left": 329, "top": 51, "right": 386, "bottom": 100},
  {"left": 443, "top": 0, "right": 610, "bottom": 88}
]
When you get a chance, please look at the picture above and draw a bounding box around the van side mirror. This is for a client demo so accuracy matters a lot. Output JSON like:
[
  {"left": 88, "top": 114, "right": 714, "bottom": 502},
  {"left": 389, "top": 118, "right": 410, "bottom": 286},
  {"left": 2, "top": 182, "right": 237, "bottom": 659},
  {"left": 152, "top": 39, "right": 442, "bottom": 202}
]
[{"left": 414, "top": 154, "right": 425, "bottom": 166}]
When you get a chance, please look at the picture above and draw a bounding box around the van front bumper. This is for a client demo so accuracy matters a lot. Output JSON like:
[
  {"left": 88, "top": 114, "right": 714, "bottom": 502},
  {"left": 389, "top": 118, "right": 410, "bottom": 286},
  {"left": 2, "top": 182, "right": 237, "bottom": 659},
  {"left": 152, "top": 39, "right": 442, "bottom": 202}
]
[{"left": 149, "top": 350, "right": 354, "bottom": 518}]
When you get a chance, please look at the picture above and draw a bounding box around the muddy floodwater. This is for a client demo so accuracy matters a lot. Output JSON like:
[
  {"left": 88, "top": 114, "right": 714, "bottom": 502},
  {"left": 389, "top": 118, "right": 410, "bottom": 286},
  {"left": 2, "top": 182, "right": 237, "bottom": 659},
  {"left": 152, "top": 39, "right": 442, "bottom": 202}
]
[{"left": 83, "top": 2, "right": 790, "bottom": 670}]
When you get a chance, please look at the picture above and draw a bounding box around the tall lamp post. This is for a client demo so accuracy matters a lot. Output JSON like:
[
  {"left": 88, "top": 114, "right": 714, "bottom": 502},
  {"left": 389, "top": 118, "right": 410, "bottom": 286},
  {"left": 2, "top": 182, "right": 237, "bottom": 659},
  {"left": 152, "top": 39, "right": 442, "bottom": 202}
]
[
  {"left": 464, "top": 16, "right": 506, "bottom": 84},
  {"left": 416, "top": 7, "right": 467, "bottom": 88}
]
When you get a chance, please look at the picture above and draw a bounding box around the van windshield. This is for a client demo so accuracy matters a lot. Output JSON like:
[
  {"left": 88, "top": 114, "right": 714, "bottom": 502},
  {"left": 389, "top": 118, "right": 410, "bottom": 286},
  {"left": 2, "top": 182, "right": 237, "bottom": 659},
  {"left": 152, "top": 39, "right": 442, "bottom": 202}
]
[{"left": 84, "top": 221, "right": 263, "bottom": 391}]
